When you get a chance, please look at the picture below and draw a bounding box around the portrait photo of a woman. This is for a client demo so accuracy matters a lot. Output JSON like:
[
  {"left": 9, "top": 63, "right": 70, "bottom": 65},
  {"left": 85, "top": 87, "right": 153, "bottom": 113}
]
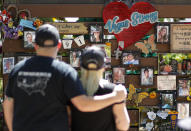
[
  {"left": 178, "top": 79, "right": 190, "bottom": 97},
  {"left": 157, "top": 25, "right": 169, "bottom": 44}
]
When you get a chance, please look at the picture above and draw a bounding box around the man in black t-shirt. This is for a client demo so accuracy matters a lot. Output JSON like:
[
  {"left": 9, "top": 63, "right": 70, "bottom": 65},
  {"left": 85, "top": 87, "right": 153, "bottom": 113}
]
[
  {"left": 70, "top": 46, "right": 130, "bottom": 131},
  {"left": 3, "top": 24, "right": 127, "bottom": 131}
]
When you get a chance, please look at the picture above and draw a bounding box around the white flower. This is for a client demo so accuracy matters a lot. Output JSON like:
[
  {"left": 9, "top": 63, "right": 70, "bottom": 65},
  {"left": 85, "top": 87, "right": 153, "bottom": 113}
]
[
  {"left": 146, "top": 122, "right": 154, "bottom": 131},
  {"left": 157, "top": 110, "right": 168, "bottom": 119},
  {"left": 147, "top": 111, "right": 156, "bottom": 120}
]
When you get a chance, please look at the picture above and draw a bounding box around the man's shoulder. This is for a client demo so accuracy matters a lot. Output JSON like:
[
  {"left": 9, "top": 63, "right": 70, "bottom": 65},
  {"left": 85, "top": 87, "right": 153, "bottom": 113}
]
[
  {"left": 52, "top": 60, "right": 77, "bottom": 75},
  {"left": 9, "top": 60, "right": 27, "bottom": 77}
]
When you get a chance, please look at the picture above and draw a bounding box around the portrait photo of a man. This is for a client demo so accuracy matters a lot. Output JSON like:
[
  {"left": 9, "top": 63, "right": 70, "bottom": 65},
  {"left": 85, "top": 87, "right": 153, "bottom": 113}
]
[
  {"left": 141, "top": 67, "right": 154, "bottom": 86},
  {"left": 24, "top": 31, "right": 35, "bottom": 48}
]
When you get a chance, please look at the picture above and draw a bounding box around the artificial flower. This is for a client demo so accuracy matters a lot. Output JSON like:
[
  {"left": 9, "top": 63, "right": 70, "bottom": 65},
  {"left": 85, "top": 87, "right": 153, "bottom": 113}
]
[
  {"left": 149, "top": 91, "right": 157, "bottom": 99},
  {"left": 33, "top": 18, "right": 43, "bottom": 28},
  {"left": 146, "top": 122, "right": 154, "bottom": 131},
  {"left": 157, "top": 110, "right": 168, "bottom": 119},
  {"left": 147, "top": 111, "right": 156, "bottom": 120},
  {"left": 8, "top": 20, "right": 13, "bottom": 28}
]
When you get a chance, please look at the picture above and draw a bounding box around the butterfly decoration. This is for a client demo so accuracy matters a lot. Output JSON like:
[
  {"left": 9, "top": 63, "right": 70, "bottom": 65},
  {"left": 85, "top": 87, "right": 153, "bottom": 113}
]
[
  {"left": 186, "top": 90, "right": 191, "bottom": 101},
  {"left": 127, "top": 84, "right": 149, "bottom": 106},
  {"left": 135, "top": 34, "right": 157, "bottom": 55}
]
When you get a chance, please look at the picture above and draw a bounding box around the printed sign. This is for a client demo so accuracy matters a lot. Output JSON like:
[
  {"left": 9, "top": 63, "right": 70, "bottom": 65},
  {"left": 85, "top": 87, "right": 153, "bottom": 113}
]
[
  {"left": 47, "top": 22, "right": 88, "bottom": 34},
  {"left": 171, "top": 24, "right": 191, "bottom": 52}
]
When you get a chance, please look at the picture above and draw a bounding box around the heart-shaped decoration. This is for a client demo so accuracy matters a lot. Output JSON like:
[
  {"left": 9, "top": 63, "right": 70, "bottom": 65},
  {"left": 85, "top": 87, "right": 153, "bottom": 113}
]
[{"left": 103, "top": 2, "right": 157, "bottom": 48}]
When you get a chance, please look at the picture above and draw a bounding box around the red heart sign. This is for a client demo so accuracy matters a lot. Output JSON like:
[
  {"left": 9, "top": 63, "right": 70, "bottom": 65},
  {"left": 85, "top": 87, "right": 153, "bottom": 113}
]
[{"left": 103, "top": 2, "right": 157, "bottom": 49}]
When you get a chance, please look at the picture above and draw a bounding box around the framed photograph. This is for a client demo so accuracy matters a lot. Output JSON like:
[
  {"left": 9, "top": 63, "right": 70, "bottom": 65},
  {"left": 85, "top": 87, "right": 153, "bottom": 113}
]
[
  {"left": 70, "top": 50, "right": 81, "bottom": 68},
  {"left": 56, "top": 55, "right": 62, "bottom": 61},
  {"left": 89, "top": 24, "right": 103, "bottom": 43},
  {"left": 171, "top": 24, "right": 191, "bottom": 52},
  {"left": 177, "top": 103, "right": 189, "bottom": 119},
  {"left": 112, "top": 67, "right": 125, "bottom": 84},
  {"left": 141, "top": 67, "right": 154, "bottom": 86},
  {"left": 160, "top": 92, "right": 175, "bottom": 109},
  {"left": 24, "top": 31, "right": 35, "bottom": 48},
  {"left": 158, "top": 53, "right": 185, "bottom": 75},
  {"left": 186, "top": 59, "right": 191, "bottom": 75},
  {"left": 157, "top": 75, "right": 176, "bottom": 91},
  {"left": 122, "top": 51, "right": 140, "bottom": 66},
  {"left": 3, "top": 57, "right": 15, "bottom": 74},
  {"left": 178, "top": 79, "right": 190, "bottom": 97},
  {"left": 155, "top": 23, "right": 170, "bottom": 44}
]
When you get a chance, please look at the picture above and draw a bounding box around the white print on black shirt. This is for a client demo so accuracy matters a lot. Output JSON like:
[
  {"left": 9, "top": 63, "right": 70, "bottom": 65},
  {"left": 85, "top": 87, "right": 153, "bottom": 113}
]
[{"left": 17, "top": 71, "right": 52, "bottom": 96}]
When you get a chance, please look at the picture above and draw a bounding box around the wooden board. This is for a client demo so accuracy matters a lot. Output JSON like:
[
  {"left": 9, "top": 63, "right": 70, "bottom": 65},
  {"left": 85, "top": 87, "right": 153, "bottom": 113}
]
[{"left": 9, "top": 4, "right": 191, "bottom": 18}]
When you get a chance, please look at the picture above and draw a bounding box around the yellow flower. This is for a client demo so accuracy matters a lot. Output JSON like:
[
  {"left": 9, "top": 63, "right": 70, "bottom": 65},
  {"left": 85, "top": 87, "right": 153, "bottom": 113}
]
[
  {"left": 149, "top": 91, "right": 157, "bottom": 99},
  {"left": 52, "top": 18, "right": 58, "bottom": 22},
  {"left": 187, "top": 96, "right": 191, "bottom": 101},
  {"left": 188, "top": 53, "right": 191, "bottom": 59},
  {"left": 8, "top": 21, "right": 13, "bottom": 28},
  {"left": 18, "top": 31, "right": 23, "bottom": 36}
]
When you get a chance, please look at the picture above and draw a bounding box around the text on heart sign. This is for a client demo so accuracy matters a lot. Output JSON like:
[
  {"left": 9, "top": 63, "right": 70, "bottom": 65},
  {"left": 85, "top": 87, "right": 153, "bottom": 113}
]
[{"left": 104, "top": 11, "right": 158, "bottom": 34}]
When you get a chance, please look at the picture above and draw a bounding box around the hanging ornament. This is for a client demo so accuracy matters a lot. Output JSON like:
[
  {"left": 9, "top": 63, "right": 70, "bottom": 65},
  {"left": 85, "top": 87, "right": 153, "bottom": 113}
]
[
  {"left": 74, "top": 35, "right": 85, "bottom": 47},
  {"left": 113, "top": 47, "right": 122, "bottom": 59},
  {"left": 62, "top": 39, "right": 73, "bottom": 49}
]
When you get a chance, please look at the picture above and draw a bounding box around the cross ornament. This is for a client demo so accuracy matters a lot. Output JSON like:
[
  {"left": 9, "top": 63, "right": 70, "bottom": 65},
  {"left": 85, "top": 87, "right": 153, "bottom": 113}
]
[{"left": 114, "top": 47, "right": 122, "bottom": 59}]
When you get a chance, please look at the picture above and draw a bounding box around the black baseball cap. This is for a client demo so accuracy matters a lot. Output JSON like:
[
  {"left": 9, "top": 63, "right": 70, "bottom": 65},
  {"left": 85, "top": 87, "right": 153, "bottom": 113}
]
[
  {"left": 35, "top": 24, "right": 60, "bottom": 47},
  {"left": 80, "top": 46, "right": 105, "bottom": 70}
]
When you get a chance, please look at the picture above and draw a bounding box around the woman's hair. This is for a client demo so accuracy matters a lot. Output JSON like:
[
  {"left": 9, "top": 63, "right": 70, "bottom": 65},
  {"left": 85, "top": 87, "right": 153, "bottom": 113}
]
[
  {"left": 158, "top": 27, "right": 168, "bottom": 42},
  {"left": 80, "top": 67, "right": 104, "bottom": 96}
]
